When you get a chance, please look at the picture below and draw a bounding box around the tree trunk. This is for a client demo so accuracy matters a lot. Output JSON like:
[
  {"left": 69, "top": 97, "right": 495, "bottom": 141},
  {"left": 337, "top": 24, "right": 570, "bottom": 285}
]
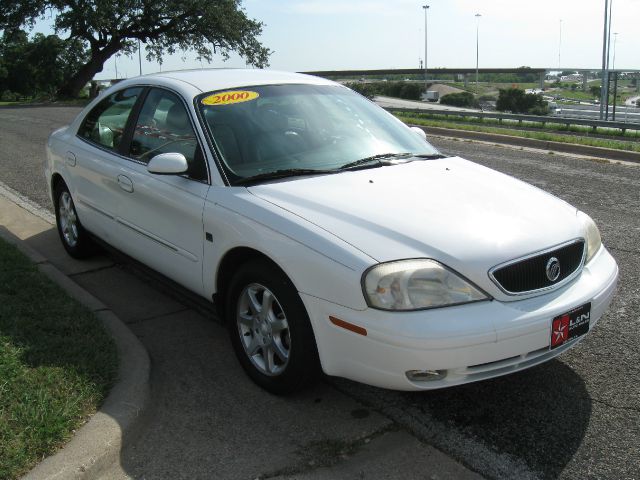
[{"left": 57, "top": 43, "right": 121, "bottom": 98}]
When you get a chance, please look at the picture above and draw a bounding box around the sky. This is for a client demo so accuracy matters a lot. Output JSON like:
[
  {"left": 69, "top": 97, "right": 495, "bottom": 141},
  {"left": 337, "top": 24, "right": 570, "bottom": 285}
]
[{"left": 33, "top": 0, "right": 640, "bottom": 80}]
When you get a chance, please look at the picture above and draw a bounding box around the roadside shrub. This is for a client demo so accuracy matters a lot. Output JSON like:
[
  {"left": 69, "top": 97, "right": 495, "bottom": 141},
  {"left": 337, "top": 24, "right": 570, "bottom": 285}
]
[
  {"left": 496, "top": 87, "right": 548, "bottom": 115},
  {"left": 0, "top": 90, "right": 18, "bottom": 101},
  {"left": 345, "top": 81, "right": 422, "bottom": 101},
  {"left": 440, "top": 92, "right": 479, "bottom": 108},
  {"left": 478, "top": 94, "right": 497, "bottom": 102},
  {"left": 527, "top": 104, "right": 550, "bottom": 115}
]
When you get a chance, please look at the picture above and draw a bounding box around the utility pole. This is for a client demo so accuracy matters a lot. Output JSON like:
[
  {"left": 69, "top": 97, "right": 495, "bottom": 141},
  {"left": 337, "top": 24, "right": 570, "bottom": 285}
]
[
  {"left": 612, "top": 32, "right": 619, "bottom": 70},
  {"left": 600, "top": 0, "right": 609, "bottom": 119},
  {"left": 475, "top": 13, "right": 481, "bottom": 90},
  {"left": 601, "top": 0, "right": 614, "bottom": 119},
  {"left": 606, "top": 0, "right": 613, "bottom": 119},
  {"left": 423, "top": 5, "right": 429, "bottom": 93}
]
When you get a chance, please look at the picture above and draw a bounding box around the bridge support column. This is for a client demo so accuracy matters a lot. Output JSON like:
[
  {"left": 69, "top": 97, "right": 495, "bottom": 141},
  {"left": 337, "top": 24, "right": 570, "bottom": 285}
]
[
  {"left": 583, "top": 73, "right": 588, "bottom": 91},
  {"left": 464, "top": 74, "right": 469, "bottom": 88},
  {"left": 539, "top": 72, "right": 545, "bottom": 90}
]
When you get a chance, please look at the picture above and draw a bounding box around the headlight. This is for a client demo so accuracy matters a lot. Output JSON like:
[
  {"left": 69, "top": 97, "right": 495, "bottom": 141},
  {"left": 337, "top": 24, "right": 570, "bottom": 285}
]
[
  {"left": 362, "top": 259, "right": 489, "bottom": 311},
  {"left": 578, "top": 211, "right": 602, "bottom": 263}
]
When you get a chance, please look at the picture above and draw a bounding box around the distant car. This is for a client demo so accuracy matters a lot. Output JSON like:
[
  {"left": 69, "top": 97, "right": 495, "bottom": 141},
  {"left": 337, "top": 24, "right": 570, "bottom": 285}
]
[{"left": 46, "top": 69, "right": 618, "bottom": 393}]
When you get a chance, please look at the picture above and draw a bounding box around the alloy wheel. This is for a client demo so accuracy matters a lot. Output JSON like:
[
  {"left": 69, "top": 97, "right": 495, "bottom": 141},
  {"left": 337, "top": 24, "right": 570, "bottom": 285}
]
[{"left": 236, "top": 283, "right": 291, "bottom": 376}]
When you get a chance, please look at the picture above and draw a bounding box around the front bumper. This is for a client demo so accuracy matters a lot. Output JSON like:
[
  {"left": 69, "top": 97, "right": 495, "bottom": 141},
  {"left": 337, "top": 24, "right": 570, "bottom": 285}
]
[{"left": 302, "top": 246, "right": 618, "bottom": 391}]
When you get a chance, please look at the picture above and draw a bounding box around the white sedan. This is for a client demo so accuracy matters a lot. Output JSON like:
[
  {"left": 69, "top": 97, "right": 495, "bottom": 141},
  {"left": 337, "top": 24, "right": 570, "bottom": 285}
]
[{"left": 46, "top": 69, "right": 618, "bottom": 393}]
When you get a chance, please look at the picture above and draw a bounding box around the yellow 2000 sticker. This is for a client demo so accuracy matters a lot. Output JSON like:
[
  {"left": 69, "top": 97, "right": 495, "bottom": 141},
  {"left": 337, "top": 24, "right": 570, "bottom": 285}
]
[{"left": 201, "top": 90, "right": 259, "bottom": 106}]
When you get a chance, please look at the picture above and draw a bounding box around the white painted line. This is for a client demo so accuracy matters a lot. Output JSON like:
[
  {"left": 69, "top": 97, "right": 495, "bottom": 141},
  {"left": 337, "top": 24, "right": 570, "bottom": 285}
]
[{"left": 0, "top": 180, "right": 55, "bottom": 225}]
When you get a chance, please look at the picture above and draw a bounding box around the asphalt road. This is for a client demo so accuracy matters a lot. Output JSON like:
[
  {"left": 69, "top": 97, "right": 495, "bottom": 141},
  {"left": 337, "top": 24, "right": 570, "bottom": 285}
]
[{"left": 1, "top": 106, "right": 639, "bottom": 480}]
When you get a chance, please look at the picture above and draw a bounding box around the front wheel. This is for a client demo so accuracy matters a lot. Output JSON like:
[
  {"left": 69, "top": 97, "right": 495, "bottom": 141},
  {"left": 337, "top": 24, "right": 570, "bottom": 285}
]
[
  {"left": 54, "top": 182, "right": 94, "bottom": 258},
  {"left": 226, "top": 260, "right": 320, "bottom": 394}
]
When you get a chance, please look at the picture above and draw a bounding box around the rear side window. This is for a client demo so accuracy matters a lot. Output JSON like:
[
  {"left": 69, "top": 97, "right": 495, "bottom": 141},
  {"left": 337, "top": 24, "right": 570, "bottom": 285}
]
[{"left": 78, "top": 87, "right": 143, "bottom": 151}]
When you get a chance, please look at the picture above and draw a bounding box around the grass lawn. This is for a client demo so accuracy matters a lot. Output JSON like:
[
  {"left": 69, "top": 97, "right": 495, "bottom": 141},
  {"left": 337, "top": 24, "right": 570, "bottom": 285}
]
[
  {"left": 0, "top": 239, "right": 117, "bottom": 480},
  {"left": 398, "top": 113, "right": 640, "bottom": 153}
]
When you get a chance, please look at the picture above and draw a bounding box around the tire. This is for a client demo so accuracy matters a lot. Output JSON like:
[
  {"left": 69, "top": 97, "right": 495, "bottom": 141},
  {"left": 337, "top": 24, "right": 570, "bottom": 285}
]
[
  {"left": 54, "top": 182, "right": 95, "bottom": 258},
  {"left": 226, "top": 259, "right": 321, "bottom": 394}
]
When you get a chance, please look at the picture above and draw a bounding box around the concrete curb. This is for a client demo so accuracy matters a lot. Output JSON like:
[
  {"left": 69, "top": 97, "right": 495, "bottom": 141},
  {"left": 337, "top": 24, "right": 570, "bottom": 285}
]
[
  {"left": 411, "top": 124, "right": 640, "bottom": 164},
  {"left": 0, "top": 227, "right": 150, "bottom": 480}
]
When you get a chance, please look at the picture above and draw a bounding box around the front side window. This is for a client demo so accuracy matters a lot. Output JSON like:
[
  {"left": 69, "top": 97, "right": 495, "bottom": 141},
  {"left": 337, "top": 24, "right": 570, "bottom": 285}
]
[
  {"left": 78, "top": 87, "right": 143, "bottom": 151},
  {"left": 197, "top": 84, "right": 440, "bottom": 184},
  {"left": 129, "top": 88, "right": 207, "bottom": 181}
]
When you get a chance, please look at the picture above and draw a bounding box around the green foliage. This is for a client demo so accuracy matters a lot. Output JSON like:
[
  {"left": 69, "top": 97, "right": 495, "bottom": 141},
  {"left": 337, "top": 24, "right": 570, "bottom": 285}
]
[
  {"left": 0, "top": 30, "right": 87, "bottom": 98},
  {"left": 0, "top": 0, "right": 271, "bottom": 97},
  {"left": 589, "top": 85, "right": 602, "bottom": 97},
  {"left": 440, "top": 92, "right": 479, "bottom": 108},
  {"left": 496, "top": 88, "right": 549, "bottom": 115},
  {"left": 346, "top": 82, "right": 423, "bottom": 101}
]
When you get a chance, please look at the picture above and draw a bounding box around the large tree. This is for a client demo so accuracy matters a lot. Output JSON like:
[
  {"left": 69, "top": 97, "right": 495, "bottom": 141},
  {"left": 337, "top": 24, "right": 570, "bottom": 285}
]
[{"left": 0, "top": 1, "right": 271, "bottom": 97}]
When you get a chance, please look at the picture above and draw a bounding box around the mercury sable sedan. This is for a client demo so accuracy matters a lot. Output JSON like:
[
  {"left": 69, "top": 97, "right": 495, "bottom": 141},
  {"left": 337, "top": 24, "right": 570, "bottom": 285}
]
[{"left": 46, "top": 69, "right": 618, "bottom": 393}]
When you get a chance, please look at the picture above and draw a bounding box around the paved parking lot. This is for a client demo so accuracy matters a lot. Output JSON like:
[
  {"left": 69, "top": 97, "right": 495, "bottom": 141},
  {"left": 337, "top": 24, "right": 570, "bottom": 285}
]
[{"left": 1, "top": 106, "right": 638, "bottom": 479}]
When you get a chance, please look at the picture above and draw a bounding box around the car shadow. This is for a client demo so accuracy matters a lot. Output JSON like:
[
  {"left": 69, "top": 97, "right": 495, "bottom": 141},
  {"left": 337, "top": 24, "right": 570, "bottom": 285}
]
[{"left": 392, "top": 360, "right": 590, "bottom": 479}]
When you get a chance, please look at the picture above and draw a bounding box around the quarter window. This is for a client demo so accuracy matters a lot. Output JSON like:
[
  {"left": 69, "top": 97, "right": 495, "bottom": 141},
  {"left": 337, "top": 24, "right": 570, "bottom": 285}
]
[
  {"left": 129, "top": 88, "right": 207, "bottom": 181},
  {"left": 78, "top": 87, "right": 143, "bottom": 150}
]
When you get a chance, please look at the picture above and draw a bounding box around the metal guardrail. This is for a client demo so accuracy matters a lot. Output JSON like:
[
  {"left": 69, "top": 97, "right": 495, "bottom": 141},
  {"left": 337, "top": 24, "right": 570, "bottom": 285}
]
[{"left": 385, "top": 107, "right": 640, "bottom": 133}]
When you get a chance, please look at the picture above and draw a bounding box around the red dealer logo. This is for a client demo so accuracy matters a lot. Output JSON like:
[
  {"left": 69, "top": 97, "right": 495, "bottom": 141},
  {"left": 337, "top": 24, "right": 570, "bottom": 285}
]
[{"left": 551, "top": 314, "right": 570, "bottom": 348}]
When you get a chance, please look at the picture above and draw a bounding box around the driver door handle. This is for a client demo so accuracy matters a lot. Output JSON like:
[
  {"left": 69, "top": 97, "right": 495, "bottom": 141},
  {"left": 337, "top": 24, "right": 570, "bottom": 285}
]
[{"left": 117, "top": 175, "right": 134, "bottom": 193}]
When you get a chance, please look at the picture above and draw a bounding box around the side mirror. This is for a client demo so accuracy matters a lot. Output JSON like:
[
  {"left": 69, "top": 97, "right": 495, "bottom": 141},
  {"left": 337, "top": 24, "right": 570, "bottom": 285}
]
[
  {"left": 410, "top": 126, "right": 427, "bottom": 141},
  {"left": 147, "top": 152, "right": 188, "bottom": 175}
]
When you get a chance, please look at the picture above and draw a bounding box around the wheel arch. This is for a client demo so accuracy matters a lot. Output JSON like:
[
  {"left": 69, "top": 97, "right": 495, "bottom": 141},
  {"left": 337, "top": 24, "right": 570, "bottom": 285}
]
[
  {"left": 214, "top": 247, "right": 292, "bottom": 319},
  {"left": 50, "top": 172, "right": 70, "bottom": 205}
]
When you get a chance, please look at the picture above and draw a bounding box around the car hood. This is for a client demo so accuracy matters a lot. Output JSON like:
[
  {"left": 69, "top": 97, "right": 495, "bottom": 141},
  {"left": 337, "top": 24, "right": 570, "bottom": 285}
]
[{"left": 247, "top": 157, "right": 583, "bottom": 295}]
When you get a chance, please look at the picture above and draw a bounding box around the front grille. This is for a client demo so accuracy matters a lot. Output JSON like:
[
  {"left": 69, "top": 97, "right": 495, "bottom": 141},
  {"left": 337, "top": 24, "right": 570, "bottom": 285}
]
[{"left": 490, "top": 240, "right": 585, "bottom": 294}]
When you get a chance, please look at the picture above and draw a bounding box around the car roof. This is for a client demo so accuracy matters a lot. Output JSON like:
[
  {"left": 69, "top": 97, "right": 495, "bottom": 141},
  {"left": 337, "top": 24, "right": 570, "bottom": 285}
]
[{"left": 135, "top": 68, "right": 337, "bottom": 93}]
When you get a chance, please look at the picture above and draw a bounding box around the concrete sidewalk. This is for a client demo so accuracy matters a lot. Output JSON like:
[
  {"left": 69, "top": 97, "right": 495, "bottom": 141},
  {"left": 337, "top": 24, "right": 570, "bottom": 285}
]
[{"left": 1, "top": 192, "right": 482, "bottom": 480}]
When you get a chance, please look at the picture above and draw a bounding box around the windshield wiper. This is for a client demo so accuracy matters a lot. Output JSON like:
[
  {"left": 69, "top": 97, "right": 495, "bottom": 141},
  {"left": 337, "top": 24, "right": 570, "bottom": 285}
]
[
  {"left": 234, "top": 168, "right": 336, "bottom": 186},
  {"left": 339, "top": 152, "right": 413, "bottom": 170},
  {"left": 411, "top": 153, "right": 448, "bottom": 159}
]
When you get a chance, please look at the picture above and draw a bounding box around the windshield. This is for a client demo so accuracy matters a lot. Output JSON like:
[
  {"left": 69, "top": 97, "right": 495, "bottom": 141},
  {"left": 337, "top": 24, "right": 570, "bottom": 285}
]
[{"left": 197, "top": 84, "right": 441, "bottom": 185}]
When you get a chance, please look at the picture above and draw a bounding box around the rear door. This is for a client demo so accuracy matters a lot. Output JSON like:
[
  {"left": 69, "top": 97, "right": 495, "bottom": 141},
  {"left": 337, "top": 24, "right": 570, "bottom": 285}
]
[{"left": 71, "top": 87, "right": 144, "bottom": 243}]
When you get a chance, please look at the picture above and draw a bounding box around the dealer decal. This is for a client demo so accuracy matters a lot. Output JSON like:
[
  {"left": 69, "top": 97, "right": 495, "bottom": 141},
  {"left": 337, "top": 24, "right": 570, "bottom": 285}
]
[{"left": 201, "top": 90, "right": 259, "bottom": 106}]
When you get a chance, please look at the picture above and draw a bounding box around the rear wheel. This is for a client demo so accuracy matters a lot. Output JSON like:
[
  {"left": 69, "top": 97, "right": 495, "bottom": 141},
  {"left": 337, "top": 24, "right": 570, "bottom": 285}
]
[
  {"left": 226, "top": 260, "right": 320, "bottom": 394},
  {"left": 54, "top": 182, "right": 94, "bottom": 258}
]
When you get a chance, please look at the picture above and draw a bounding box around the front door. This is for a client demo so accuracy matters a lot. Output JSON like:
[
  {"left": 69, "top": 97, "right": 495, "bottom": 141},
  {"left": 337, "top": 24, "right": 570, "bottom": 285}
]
[{"left": 113, "top": 87, "right": 210, "bottom": 295}]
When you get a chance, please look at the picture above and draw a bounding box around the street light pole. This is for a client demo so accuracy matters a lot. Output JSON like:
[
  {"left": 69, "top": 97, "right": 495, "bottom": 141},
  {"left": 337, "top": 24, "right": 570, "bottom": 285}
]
[
  {"left": 475, "top": 13, "right": 481, "bottom": 90},
  {"left": 423, "top": 5, "right": 429, "bottom": 93},
  {"left": 558, "top": 19, "right": 562, "bottom": 69},
  {"left": 612, "top": 32, "right": 619, "bottom": 70},
  {"left": 138, "top": 39, "right": 142, "bottom": 76}
]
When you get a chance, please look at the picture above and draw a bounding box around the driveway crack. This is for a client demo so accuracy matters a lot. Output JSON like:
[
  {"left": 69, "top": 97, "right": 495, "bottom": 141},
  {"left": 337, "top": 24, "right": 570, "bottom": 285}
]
[{"left": 591, "top": 397, "right": 640, "bottom": 413}]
